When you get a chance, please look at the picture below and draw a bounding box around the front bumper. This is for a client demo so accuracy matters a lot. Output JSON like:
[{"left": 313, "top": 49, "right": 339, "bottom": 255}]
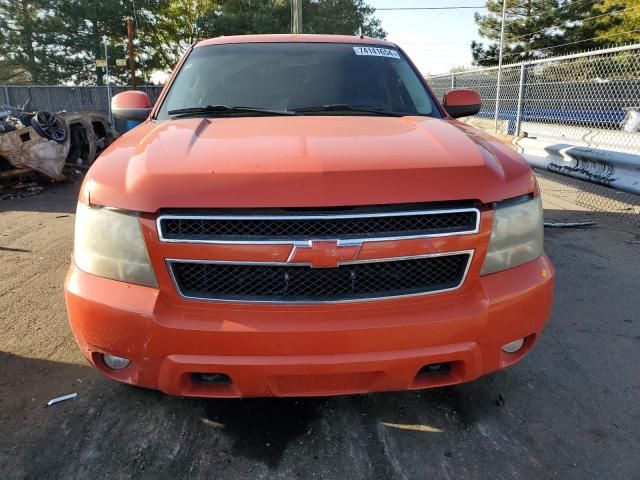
[{"left": 65, "top": 255, "right": 554, "bottom": 398}]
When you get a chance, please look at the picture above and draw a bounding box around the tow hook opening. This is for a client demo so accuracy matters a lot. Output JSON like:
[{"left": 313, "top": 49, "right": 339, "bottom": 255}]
[
  {"left": 417, "top": 362, "right": 452, "bottom": 377},
  {"left": 191, "top": 372, "right": 233, "bottom": 385}
]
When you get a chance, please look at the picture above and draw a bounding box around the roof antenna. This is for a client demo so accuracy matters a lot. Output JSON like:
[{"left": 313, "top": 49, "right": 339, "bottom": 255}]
[{"left": 358, "top": 26, "right": 364, "bottom": 39}]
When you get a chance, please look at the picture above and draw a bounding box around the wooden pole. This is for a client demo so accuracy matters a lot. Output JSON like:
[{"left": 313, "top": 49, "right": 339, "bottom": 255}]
[{"left": 126, "top": 17, "right": 137, "bottom": 89}]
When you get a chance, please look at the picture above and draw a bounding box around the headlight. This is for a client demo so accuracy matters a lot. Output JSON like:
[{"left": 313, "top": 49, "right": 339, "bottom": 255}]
[
  {"left": 74, "top": 203, "right": 158, "bottom": 287},
  {"left": 481, "top": 196, "right": 543, "bottom": 275}
]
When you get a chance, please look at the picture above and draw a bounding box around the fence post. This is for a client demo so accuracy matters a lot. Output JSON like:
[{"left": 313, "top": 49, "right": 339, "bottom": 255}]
[
  {"left": 3, "top": 86, "right": 9, "bottom": 105},
  {"left": 514, "top": 63, "right": 527, "bottom": 136},
  {"left": 46, "top": 87, "right": 54, "bottom": 112}
]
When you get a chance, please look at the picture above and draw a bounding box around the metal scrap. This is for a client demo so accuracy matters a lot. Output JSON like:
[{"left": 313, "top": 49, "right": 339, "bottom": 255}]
[
  {"left": 0, "top": 127, "right": 70, "bottom": 180},
  {"left": 1, "top": 102, "right": 117, "bottom": 185},
  {"left": 0, "top": 103, "right": 69, "bottom": 180},
  {"left": 0, "top": 182, "right": 44, "bottom": 200},
  {"left": 544, "top": 221, "right": 596, "bottom": 228},
  {"left": 46, "top": 393, "right": 78, "bottom": 407}
]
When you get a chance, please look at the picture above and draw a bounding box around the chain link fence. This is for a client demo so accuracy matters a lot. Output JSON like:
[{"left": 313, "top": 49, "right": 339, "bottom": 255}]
[
  {"left": 0, "top": 85, "right": 164, "bottom": 132},
  {"left": 428, "top": 44, "right": 640, "bottom": 224},
  {"left": 428, "top": 44, "right": 640, "bottom": 155},
  {"left": 535, "top": 169, "right": 640, "bottom": 228}
]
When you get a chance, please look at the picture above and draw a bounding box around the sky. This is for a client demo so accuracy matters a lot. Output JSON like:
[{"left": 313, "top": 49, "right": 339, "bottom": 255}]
[{"left": 368, "top": 0, "right": 488, "bottom": 75}]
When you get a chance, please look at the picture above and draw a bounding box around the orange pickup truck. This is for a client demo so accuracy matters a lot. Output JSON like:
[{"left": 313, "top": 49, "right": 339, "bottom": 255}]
[{"left": 65, "top": 35, "right": 554, "bottom": 398}]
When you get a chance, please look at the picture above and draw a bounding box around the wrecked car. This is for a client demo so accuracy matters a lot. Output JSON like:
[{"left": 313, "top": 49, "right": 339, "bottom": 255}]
[
  {"left": 0, "top": 103, "right": 115, "bottom": 180},
  {"left": 65, "top": 34, "right": 555, "bottom": 398}
]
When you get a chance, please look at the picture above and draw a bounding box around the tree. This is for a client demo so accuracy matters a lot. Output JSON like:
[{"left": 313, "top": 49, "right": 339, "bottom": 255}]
[
  {"left": 86, "top": 0, "right": 386, "bottom": 79},
  {"left": 550, "top": 0, "right": 635, "bottom": 55},
  {"left": 301, "top": 0, "right": 385, "bottom": 38},
  {"left": 55, "top": 0, "right": 134, "bottom": 85},
  {"left": 0, "top": 0, "right": 385, "bottom": 85},
  {"left": 593, "top": 0, "right": 640, "bottom": 43},
  {"left": 0, "top": 0, "right": 74, "bottom": 84},
  {"left": 136, "top": 0, "right": 386, "bottom": 73},
  {"left": 138, "top": 0, "right": 220, "bottom": 74},
  {"left": 472, "top": 0, "right": 560, "bottom": 66},
  {"left": 207, "top": 0, "right": 384, "bottom": 38},
  {"left": 471, "top": 0, "right": 639, "bottom": 66}
]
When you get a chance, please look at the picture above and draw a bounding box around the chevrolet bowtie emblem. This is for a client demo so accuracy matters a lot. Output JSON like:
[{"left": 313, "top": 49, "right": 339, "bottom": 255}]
[{"left": 287, "top": 240, "right": 362, "bottom": 268}]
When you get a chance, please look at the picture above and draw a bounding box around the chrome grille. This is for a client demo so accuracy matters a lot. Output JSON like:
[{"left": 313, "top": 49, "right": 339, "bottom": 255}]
[
  {"left": 168, "top": 253, "right": 471, "bottom": 303},
  {"left": 158, "top": 207, "right": 479, "bottom": 243}
]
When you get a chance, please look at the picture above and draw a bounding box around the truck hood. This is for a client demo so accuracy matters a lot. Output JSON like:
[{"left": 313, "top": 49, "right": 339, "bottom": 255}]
[{"left": 86, "top": 116, "right": 535, "bottom": 212}]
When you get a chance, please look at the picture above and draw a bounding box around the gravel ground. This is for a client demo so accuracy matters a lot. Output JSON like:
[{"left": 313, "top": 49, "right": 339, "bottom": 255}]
[{"left": 0, "top": 179, "right": 639, "bottom": 480}]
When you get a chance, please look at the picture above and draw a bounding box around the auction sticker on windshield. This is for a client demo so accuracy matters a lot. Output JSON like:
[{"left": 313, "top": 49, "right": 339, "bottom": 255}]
[{"left": 353, "top": 46, "right": 401, "bottom": 59}]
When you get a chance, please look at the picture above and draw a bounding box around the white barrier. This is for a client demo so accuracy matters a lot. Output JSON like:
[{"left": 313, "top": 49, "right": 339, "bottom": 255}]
[
  {"left": 514, "top": 137, "right": 640, "bottom": 195},
  {"left": 520, "top": 121, "right": 640, "bottom": 156}
]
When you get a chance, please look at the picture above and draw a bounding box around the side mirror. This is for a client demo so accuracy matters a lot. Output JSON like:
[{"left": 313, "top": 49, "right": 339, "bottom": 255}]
[
  {"left": 442, "top": 89, "right": 481, "bottom": 118},
  {"left": 111, "top": 91, "right": 151, "bottom": 121}
]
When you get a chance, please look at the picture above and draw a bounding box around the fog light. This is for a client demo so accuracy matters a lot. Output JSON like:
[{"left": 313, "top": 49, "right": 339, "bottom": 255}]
[
  {"left": 502, "top": 338, "right": 525, "bottom": 353},
  {"left": 103, "top": 354, "right": 131, "bottom": 370}
]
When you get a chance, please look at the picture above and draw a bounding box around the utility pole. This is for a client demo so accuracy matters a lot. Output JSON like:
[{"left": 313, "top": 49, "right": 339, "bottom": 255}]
[
  {"left": 291, "top": 0, "right": 303, "bottom": 34},
  {"left": 494, "top": 0, "right": 507, "bottom": 134},
  {"left": 126, "top": 17, "right": 137, "bottom": 89}
]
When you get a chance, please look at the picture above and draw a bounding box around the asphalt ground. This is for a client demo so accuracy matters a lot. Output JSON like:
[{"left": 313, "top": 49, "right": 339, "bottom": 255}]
[{"left": 1, "top": 178, "right": 639, "bottom": 479}]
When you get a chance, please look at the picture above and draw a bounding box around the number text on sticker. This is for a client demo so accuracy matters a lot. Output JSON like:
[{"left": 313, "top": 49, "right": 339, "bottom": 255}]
[{"left": 353, "top": 47, "right": 401, "bottom": 59}]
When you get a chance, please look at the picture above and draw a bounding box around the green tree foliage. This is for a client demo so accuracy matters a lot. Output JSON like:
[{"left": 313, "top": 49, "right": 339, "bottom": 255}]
[
  {"left": 138, "top": 0, "right": 220, "bottom": 74},
  {"left": 472, "top": 0, "right": 639, "bottom": 66},
  {"left": 146, "top": 0, "right": 385, "bottom": 71},
  {"left": 0, "top": 0, "right": 76, "bottom": 84},
  {"left": 204, "top": 0, "right": 384, "bottom": 38},
  {"left": 594, "top": 0, "right": 640, "bottom": 43},
  {"left": 472, "top": 0, "right": 560, "bottom": 66},
  {"left": 0, "top": 0, "right": 385, "bottom": 85},
  {"left": 58, "top": 0, "right": 137, "bottom": 85},
  {"left": 549, "top": 0, "right": 634, "bottom": 54},
  {"left": 0, "top": 0, "right": 144, "bottom": 85},
  {"left": 297, "top": 0, "right": 385, "bottom": 38}
]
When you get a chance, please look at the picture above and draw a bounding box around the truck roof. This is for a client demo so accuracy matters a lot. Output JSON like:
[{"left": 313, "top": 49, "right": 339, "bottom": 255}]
[{"left": 195, "top": 34, "right": 397, "bottom": 48}]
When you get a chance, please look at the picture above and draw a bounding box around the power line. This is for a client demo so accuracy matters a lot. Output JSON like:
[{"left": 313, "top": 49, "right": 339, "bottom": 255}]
[
  {"left": 483, "top": 0, "right": 606, "bottom": 34},
  {"left": 508, "top": 4, "right": 640, "bottom": 42},
  {"left": 532, "top": 29, "right": 640, "bottom": 54}
]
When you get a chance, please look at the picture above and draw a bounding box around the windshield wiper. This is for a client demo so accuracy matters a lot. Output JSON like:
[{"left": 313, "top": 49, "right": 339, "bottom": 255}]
[
  {"left": 289, "top": 104, "right": 404, "bottom": 117},
  {"left": 167, "top": 105, "right": 294, "bottom": 118}
]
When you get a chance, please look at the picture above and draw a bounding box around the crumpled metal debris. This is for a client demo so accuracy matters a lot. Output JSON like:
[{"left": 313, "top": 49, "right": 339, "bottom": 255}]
[
  {"left": 0, "top": 115, "right": 25, "bottom": 133},
  {"left": 1, "top": 101, "right": 117, "bottom": 187},
  {"left": 0, "top": 104, "right": 70, "bottom": 180},
  {"left": 0, "top": 182, "right": 44, "bottom": 200},
  {"left": 0, "top": 127, "right": 69, "bottom": 180}
]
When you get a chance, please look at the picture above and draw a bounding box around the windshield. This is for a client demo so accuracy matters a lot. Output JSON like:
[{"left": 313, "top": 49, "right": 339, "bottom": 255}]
[{"left": 156, "top": 42, "right": 440, "bottom": 119}]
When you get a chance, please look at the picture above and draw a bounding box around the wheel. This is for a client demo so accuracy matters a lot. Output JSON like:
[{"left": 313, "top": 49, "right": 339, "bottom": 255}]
[{"left": 31, "top": 111, "right": 68, "bottom": 143}]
